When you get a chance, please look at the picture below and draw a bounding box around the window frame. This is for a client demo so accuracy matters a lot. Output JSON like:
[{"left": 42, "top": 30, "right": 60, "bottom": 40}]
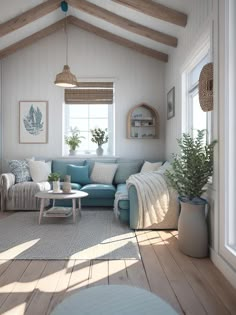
[{"left": 63, "top": 103, "right": 114, "bottom": 156}]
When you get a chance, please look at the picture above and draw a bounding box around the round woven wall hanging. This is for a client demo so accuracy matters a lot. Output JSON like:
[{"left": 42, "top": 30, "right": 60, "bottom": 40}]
[{"left": 199, "top": 62, "right": 213, "bottom": 112}]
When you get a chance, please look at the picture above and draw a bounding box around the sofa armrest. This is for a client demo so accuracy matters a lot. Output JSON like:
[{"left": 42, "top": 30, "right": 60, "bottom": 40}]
[{"left": 0, "top": 173, "right": 15, "bottom": 211}]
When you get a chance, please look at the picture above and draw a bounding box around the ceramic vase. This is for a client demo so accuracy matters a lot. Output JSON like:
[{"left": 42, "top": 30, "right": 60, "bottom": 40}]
[
  {"left": 69, "top": 149, "right": 77, "bottom": 156},
  {"left": 62, "top": 175, "right": 71, "bottom": 193},
  {"left": 53, "top": 180, "right": 60, "bottom": 193},
  {"left": 178, "top": 197, "right": 208, "bottom": 258},
  {"left": 96, "top": 145, "right": 103, "bottom": 156}
]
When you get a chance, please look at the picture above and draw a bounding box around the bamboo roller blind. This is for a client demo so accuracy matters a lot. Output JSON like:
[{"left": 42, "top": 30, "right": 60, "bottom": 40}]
[{"left": 65, "top": 82, "right": 114, "bottom": 104}]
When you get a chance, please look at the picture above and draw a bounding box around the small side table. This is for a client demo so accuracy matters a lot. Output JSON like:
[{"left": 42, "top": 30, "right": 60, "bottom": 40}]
[
  {"left": 50, "top": 285, "right": 178, "bottom": 315},
  {"left": 35, "top": 190, "right": 88, "bottom": 224}
]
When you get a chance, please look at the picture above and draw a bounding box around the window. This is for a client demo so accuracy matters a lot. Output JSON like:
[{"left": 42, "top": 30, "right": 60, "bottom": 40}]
[
  {"left": 186, "top": 54, "right": 211, "bottom": 142},
  {"left": 63, "top": 82, "right": 114, "bottom": 155}
]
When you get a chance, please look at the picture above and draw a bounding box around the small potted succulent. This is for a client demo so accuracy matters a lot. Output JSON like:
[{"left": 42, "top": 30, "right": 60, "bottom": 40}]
[
  {"left": 65, "top": 127, "right": 84, "bottom": 155},
  {"left": 90, "top": 128, "right": 109, "bottom": 156},
  {"left": 48, "top": 172, "right": 61, "bottom": 193}
]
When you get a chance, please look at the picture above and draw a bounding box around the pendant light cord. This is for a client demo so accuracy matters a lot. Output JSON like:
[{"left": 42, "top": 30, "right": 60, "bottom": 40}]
[{"left": 65, "top": 12, "right": 68, "bottom": 65}]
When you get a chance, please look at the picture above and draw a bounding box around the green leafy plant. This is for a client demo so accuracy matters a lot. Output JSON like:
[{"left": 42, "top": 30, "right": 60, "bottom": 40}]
[
  {"left": 90, "top": 128, "right": 109, "bottom": 146},
  {"left": 48, "top": 172, "right": 60, "bottom": 182},
  {"left": 65, "top": 127, "right": 84, "bottom": 151},
  {"left": 165, "top": 130, "right": 217, "bottom": 201}
]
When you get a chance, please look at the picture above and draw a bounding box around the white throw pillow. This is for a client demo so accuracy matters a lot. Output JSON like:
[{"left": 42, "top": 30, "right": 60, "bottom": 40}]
[
  {"left": 140, "top": 161, "right": 162, "bottom": 173},
  {"left": 90, "top": 162, "right": 118, "bottom": 185},
  {"left": 29, "top": 161, "right": 51, "bottom": 183}
]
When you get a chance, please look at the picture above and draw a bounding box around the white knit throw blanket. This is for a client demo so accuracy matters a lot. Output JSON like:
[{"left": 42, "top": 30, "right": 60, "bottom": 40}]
[{"left": 126, "top": 171, "right": 176, "bottom": 229}]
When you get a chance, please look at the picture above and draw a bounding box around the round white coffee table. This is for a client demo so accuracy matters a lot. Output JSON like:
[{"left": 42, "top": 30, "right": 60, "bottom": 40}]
[
  {"left": 50, "top": 285, "right": 178, "bottom": 315},
  {"left": 35, "top": 190, "right": 88, "bottom": 224}
]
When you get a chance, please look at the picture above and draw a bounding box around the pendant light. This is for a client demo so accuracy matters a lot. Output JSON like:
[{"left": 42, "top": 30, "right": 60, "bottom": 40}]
[{"left": 54, "top": 1, "right": 77, "bottom": 87}]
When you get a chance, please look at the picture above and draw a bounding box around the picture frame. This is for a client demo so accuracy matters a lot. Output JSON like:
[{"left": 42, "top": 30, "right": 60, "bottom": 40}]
[
  {"left": 19, "top": 101, "right": 48, "bottom": 143},
  {"left": 167, "top": 87, "right": 175, "bottom": 120}
]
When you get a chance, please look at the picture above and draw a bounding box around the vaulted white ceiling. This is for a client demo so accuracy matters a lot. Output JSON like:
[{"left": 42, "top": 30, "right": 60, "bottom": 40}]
[{"left": 0, "top": 0, "right": 191, "bottom": 62}]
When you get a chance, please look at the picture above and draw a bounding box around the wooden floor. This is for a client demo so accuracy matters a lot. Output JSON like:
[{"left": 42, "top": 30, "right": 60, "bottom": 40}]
[{"left": 0, "top": 213, "right": 236, "bottom": 314}]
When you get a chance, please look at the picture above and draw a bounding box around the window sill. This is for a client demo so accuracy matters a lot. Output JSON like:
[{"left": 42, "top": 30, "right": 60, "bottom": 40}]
[{"left": 62, "top": 154, "right": 118, "bottom": 159}]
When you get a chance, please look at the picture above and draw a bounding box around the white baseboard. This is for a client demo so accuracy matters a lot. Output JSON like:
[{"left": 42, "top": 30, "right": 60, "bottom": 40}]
[{"left": 210, "top": 248, "right": 236, "bottom": 289}]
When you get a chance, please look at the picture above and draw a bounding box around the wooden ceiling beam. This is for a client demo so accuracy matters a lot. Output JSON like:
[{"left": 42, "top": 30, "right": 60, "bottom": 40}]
[
  {"left": 112, "top": 0, "right": 187, "bottom": 27},
  {"left": 68, "top": 0, "right": 177, "bottom": 47},
  {"left": 0, "top": 19, "right": 66, "bottom": 60},
  {"left": 0, "top": 0, "right": 62, "bottom": 38},
  {"left": 68, "top": 16, "right": 168, "bottom": 62}
]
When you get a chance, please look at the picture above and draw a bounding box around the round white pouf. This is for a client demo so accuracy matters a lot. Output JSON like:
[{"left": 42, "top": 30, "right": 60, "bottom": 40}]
[{"left": 51, "top": 285, "right": 178, "bottom": 315}]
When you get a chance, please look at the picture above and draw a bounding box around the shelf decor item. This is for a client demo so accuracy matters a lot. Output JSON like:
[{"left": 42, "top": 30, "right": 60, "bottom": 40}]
[
  {"left": 65, "top": 127, "right": 84, "bottom": 155},
  {"left": 165, "top": 130, "right": 217, "bottom": 258},
  {"left": 19, "top": 101, "right": 48, "bottom": 144},
  {"left": 167, "top": 87, "right": 175, "bottom": 120},
  {"left": 90, "top": 128, "right": 109, "bottom": 156},
  {"left": 48, "top": 173, "right": 61, "bottom": 193}
]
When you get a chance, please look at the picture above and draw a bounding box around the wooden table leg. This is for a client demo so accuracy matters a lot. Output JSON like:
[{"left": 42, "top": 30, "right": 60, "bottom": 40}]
[
  {"left": 72, "top": 199, "right": 76, "bottom": 223},
  {"left": 39, "top": 198, "right": 45, "bottom": 224}
]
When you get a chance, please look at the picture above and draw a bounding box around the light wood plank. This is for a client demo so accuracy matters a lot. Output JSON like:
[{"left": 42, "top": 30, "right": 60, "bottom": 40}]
[
  {"left": 147, "top": 231, "right": 207, "bottom": 315},
  {"left": 113, "top": 0, "right": 187, "bottom": 27},
  {"left": 190, "top": 256, "right": 236, "bottom": 314},
  {"left": 68, "top": 16, "right": 168, "bottom": 62},
  {"left": 0, "top": 260, "right": 30, "bottom": 308},
  {"left": 0, "top": 260, "right": 47, "bottom": 315},
  {"left": 25, "top": 260, "right": 66, "bottom": 315},
  {"left": 88, "top": 260, "right": 108, "bottom": 287},
  {"left": 0, "top": 0, "right": 61, "bottom": 38},
  {"left": 0, "top": 19, "right": 66, "bottom": 60},
  {"left": 0, "top": 260, "right": 13, "bottom": 278},
  {"left": 109, "top": 260, "right": 129, "bottom": 285},
  {"left": 125, "top": 259, "right": 150, "bottom": 291},
  {"left": 159, "top": 231, "right": 230, "bottom": 315},
  {"left": 68, "top": 0, "right": 177, "bottom": 47},
  {"left": 46, "top": 259, "right": 75, "bottom": 315},
  {"left": 66, "top": 260, "right": 90, "bottom": 295},
  {"left": 136, "top": 231, "right": 183, "bottom": 314}
]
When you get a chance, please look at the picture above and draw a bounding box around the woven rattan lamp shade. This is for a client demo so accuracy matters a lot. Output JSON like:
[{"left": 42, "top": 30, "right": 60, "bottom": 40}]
[
  {"left": 199, "top": 62, "right": 213, "bottom": 112},
  {"left": 54, "top": 65, "right": 77, "bottom": 87}
]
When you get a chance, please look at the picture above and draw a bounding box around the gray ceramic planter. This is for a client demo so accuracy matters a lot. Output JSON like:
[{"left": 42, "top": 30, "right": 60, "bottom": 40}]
[{"left": 178, "top": 197, "right": 208, "bottom": 258}]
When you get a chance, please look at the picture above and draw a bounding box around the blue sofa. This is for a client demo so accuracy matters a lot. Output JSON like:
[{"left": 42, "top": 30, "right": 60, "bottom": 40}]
[
  {"left": 51, "top": 158, "right": 144, "bottom": 223},
  {"left": 0, "top": 158, "right": 146, "bottom": 225},
  {"left": 1, "top": 158, "right": 179, "bottom": 229}
]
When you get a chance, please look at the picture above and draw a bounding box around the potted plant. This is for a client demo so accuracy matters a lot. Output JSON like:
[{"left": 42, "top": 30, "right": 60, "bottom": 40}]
[
  {"left": 65, "top": 127, "right": 84, "bottom": 155},
  {"left": 48, "top": 172, "right": 61, "bottom": 193},
  {"left": 90, "top": 128, "right": 109, "bottom": 156},
  {"left": 165, "top": 129, "right": 217, "bottom": 258}
]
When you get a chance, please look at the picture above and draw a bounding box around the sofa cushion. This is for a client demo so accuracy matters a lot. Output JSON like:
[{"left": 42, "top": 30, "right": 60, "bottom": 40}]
[
  {"left": 8, "top": 160, "right": 32, "bottom": 183},
  {"left": 116, "top": 184, "right": 129, "bottom": 210},
  {"left": 90, "top": 163, "right": 118, "bottom": 185},
  {"left": 85, "top": 159, "right": 117, "bottom": 175},
  {"left": 28, "top": 160, "right": 51, "bottom": 182},
  {"left": 52, "top": 159, "right": 85, "bottom": 180},
  {"left": 140, "top": 161, "right": 162, "bottom": 173},
  {"left": 81, "top": 184, "right": 116, "bottom": 199},
  {"left": 114, "top": 161, "right": 143, "bottom": 184},
  {"left": 67, "top": 164, "right": 90, "bottom": 185}
]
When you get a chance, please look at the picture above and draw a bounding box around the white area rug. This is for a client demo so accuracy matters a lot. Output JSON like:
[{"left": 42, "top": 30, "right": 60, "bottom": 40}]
[{"left": 0, "top": 211, "right": 140, "bottom": 260}]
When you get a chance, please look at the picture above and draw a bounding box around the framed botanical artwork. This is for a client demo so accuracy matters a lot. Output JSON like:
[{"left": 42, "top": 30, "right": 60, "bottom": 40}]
[
  {"left": 19, "top": 101, "right": 48, "bottom": 143},
  {"left": 167, "top": 87, "right": 175, "bottom": 120}
]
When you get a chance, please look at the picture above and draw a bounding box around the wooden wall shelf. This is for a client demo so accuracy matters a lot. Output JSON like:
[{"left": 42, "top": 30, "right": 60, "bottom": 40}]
[{"left": 127, "top": 103, "right": 159, "bottom": 139}]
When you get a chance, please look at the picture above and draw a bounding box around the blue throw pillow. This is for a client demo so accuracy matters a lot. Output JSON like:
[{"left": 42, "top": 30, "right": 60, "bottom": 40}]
[{"left": 67, "top": 164, "right": 91, "bottom": 185}]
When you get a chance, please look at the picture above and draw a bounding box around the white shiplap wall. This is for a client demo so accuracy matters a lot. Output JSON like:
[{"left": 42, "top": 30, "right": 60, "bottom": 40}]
[
  {"left": 165, "top": 0, "right": 212, "bottom": 158},
  {"left": 1, "top": 26, "right": 165, "bottom": 168}
]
